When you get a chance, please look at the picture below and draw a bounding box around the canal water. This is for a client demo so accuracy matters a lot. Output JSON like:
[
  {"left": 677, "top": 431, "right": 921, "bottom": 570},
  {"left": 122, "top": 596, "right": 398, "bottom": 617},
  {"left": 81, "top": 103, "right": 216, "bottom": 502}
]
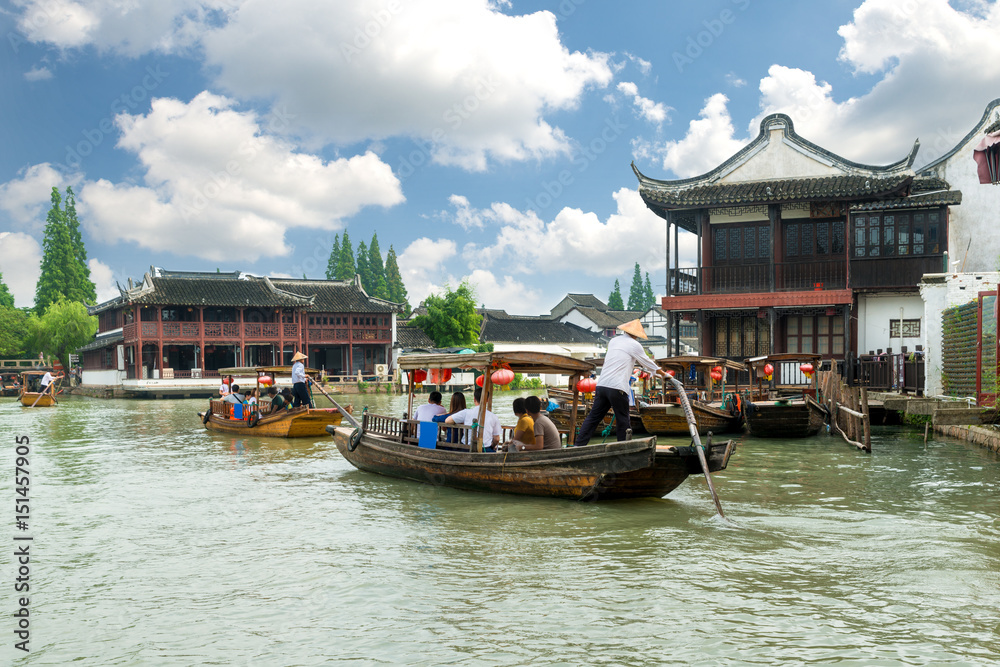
[{"left": 2, "top": 392, "right": 999, "bottom": 665}]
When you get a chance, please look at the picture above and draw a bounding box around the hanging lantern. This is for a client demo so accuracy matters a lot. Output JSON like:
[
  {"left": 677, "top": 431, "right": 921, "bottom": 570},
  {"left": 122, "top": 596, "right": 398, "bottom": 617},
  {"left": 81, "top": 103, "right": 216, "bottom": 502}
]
[
  {"left": 476, "top": 374, "right": 484, "bottom": 387},
  {"left": 710, "top": 370, "right": 722, "bottom": 382},
  {"left": 442, "top": 368, "right": 452, "bottom": 383},
  {"left": 665, "top": 369, "right": 675, "bottom": 377},
  {"left": 258, "top": 375, "right": 273, "bottom": 387},
  {"left": 412, "top": 369, "right": 427, "bottom": 384},
  {"left": 491, "top": 368, "right": 515, "bottom": 386},
  {"left": 576, "top": 377, "right": 597, "bottom": 393},
  {"left": 799, "top": 362, "right": 814, "bottom": 379},
  {"left": 763, "top": 363, "right": 774, "bottom": 376}
]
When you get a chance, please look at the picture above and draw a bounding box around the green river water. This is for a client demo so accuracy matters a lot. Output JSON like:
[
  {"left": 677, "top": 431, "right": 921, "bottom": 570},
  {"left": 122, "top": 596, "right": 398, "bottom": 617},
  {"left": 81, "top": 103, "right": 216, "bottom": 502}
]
[{"left": 1, "top": 392, "right": 998, "bottom": 666}]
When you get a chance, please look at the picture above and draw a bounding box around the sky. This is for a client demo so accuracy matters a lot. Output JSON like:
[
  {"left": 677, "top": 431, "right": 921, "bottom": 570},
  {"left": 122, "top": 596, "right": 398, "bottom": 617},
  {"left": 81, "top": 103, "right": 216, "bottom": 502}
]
[{"left": 1, "top": 0, "right": 999, "bottom": 315}]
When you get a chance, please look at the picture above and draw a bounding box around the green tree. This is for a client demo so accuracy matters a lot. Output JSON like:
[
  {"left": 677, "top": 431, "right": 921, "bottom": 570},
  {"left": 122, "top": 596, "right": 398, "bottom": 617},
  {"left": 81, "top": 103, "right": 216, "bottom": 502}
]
[
  {"left": 627, "top": 262, "right": 645, "bottom": 310},
  {"left": 356, "top": 239, "right": 371, "bottom": 291},
  {"left": 384, "top": 245, "right": 409, "bottom": 314},
  {"left": 336, "top": 231, "right": 355, "bottom": 280},
  {"left": 411, "top": 282, "right": 481, "bottom": 347},
  {"left": 326, "top": 234, "right": 341, "bottom": 280},
  {"left": 0, "top": 271, "right": 15, "bottom": 309},
  {"left": 608, "top": 279, "right": 624, "bottom": 310},
  {"left": 32, "top": 299, "right": 97, "bottom": 371},
  {"left": 643, "top": 272, "right": 656, "bottom": 310},
  {"left": 34, "top": 187, "right": 95, "bottom": 313},
  {"left": 0, "top": 307, "right": 32, "bottom": 357},
  {"left": 63, "top": 187, "right": 96, "bottom": 304},
  {"left": 368, "top": 232, "right": 388, "bottom": 299}
]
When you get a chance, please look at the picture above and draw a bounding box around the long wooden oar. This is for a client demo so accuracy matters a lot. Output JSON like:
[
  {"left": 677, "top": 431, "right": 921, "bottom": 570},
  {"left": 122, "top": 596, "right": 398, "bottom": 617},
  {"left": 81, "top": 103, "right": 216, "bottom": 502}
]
[
  {"left": 310, "top": 379, "right": 362, "bottom": 430},
  {"left": 667, "top": 375, "right": 726, "bottom": 519}
]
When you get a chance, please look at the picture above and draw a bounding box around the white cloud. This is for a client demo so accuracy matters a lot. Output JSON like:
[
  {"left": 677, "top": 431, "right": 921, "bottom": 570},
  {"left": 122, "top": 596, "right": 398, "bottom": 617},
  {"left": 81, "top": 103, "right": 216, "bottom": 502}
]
[
  {"left": 397, "top": 237, "right": 458, "bottom": 307},
  {"left": 0, "top": 232, "right": 42, "bottom": 308},
  {"left": 78, "top": 92, "right": 404, "bottom": 262},
  {"left": 24, "top": 66, "right": 52, "bottom": 81},
  {"left": 0, "top": 163, "right": 80, "bottom": 229},
  {"left": 462, "top": 269, "right": 543, "bottom": 314},
  {"left": 453, "top": 188, "right": 695, "bottom": 279},
  {"left": 88, "top": 258, "right": 120, "bottom": 304},
  {"left": 725, "top": 72, "right": 746, "bottom": 87},
  {"left": 648, "top": 93, "right": 746, "bottom": 179},
  {"left": 616, "top": 81, "right": 670, "bottom": 126}
]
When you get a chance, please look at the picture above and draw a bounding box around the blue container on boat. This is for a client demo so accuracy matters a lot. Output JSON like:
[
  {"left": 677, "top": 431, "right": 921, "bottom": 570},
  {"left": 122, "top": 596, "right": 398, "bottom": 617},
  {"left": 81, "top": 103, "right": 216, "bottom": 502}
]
[{"left": 417, "top": 421, "right": 438, "bottom": 449}]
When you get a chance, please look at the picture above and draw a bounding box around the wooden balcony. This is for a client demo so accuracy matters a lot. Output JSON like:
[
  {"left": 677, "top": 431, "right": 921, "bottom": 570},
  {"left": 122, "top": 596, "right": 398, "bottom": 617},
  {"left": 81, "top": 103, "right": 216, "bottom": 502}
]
[
  {"left": 670, "top": 259, "right": 847, "bottom": 295},
  {"left": 849, "top": 256, "right": 943, "bottom": 290}
]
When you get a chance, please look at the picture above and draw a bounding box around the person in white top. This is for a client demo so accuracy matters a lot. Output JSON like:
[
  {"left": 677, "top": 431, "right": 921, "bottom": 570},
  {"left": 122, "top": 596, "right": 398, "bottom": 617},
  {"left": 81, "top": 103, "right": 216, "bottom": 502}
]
[
  {"left": 445, "top": 387, "right": 501, "bottom": 451},
  {"left": 290, "top": 352, "right": 312, "bottom": 408},
  {"left": 574, "top": 319, "right": 665, "bottom": 445},
  {"left": 413, "top": 391, "right": 448, "bottom": 421}
]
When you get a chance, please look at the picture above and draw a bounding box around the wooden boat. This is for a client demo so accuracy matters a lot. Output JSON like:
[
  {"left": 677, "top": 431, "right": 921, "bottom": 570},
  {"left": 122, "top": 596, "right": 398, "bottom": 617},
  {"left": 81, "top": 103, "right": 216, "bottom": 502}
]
[
  {"left": 743, "top": 353, "right": 828, "bottom": 438},
  {"left": 638, "top": 357, "right": 747, "bottom": 435},
  {"left": 327, "top": 351, "right": 737, "bottom": 501},
  {"left": 546, "top": 384, "right": 647, "bottom": 434},
  {"left": 198, "top": 366, "right": 344, "bottom": 437},
  {"left": 18, "top": 370, "right": 60, "bottom": 407}
]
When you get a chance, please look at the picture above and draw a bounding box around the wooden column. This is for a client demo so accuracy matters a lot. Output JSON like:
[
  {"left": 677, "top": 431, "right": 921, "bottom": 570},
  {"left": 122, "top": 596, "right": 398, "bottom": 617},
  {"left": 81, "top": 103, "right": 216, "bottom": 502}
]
[
  {"left": 198, "top": 306, "right": 205, "bottom": 373},
  {"left": 665, "top": 211, "right": 672, "bottom": 298}
]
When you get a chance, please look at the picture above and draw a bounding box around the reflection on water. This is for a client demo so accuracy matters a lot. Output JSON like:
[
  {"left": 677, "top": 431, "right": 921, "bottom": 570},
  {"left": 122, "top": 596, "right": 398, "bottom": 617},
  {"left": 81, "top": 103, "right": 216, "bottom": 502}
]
[{"left": 1, "top": 394, "right": 998, "bottom": 665}]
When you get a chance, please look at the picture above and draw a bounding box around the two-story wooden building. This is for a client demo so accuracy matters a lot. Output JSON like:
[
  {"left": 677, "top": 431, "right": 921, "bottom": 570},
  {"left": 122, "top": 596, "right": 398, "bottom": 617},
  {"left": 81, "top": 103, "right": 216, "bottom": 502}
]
[
  {"left": 81, "top": 268, "right": 402, "bottom": 391},
  {"left": 634, "top": 113, "right": 962, "bottom": 368}
]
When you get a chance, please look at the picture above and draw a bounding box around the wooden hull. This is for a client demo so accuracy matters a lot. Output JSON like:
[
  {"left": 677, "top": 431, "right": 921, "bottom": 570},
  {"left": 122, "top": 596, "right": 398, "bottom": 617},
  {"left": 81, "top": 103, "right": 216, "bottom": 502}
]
[
  {"left": 638, "top": 402, "right": 739, "bottom": 436},
  {"left": 20, "top": 392, "right": 55, "bottom": 407},
  {"left": 199, "top": 407, "right": 343, "bottom": 437},
  {"left": 327, "top": 426, "right": 735, "bottom": 501},
  {"left": 744, "top": 397, "right": 827, "bottom": 438}
]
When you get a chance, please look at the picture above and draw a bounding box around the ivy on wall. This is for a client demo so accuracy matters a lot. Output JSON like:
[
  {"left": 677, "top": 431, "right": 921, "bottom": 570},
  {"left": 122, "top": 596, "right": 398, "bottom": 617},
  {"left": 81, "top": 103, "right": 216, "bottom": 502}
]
[{"left": 941, "top": 301, "right": 978, "bottom": 397}]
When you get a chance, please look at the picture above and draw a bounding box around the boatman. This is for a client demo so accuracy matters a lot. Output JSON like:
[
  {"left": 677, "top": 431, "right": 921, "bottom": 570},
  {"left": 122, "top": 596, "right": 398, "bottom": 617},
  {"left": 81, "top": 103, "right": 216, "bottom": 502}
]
[
  {"left": 290, "top": 351, "right": 313, "bottom": 408},
  {"left": 574, "top": 319, "right": 665, "bottom": 445}
]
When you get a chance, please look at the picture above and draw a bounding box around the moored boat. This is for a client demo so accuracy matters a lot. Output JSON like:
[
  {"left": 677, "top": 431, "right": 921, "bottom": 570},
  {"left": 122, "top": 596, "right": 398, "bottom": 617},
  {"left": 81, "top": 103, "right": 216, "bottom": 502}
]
[
  {"left": 327, "top": 351, "right": 737, "bottom": 501},
  {"left": 743, "top": 353, "right": 828, "bottom": 438},
  {"left": 638, "top": 357, "right": 747, "bottom": 435}
]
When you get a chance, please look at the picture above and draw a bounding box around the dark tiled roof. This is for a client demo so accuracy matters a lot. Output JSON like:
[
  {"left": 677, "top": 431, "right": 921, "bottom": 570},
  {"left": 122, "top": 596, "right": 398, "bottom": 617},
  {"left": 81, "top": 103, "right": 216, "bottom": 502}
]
[
  {"left": 396, "top": 324, "right": 435, "bottom": 349},
  {"left": 480, "top": 317, "right": 607, "bottom": 345},
  {"left": 77, "top": 330, "right": 123, "bottom": 353},
  {"left": 640, "top": 174, "right": 912, "bottom": 210},
  {"left": 125, "top": 274, "right": 311, "bottom": 308},
  {"left": 566, "top": 293, "right": 607, "bottom": 310},
  {"left": 571, "top": 307, "right": 644, "bottom": 329},
  {"left": 272, "top": 278, "right": 401, "bottom": 313},
  {"left": 910, "top": 176, "right": 951, "bottom": 192},
  {"left": 850, "top": 190, "right": 962, "bottom": 211}
]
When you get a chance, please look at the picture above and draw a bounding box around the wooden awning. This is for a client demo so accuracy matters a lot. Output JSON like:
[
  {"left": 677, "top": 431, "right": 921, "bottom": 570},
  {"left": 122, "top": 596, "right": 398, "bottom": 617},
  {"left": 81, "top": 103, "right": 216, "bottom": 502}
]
[{"left": 398, "top": 351, "right": 595, "bottom": 375}]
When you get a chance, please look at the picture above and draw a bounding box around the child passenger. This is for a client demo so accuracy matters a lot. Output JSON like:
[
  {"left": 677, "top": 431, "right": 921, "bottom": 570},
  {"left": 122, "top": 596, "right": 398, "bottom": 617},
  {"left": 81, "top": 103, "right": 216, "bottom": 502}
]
[{"left": 507, "top": 397, "right": 539, "bottom": 451}]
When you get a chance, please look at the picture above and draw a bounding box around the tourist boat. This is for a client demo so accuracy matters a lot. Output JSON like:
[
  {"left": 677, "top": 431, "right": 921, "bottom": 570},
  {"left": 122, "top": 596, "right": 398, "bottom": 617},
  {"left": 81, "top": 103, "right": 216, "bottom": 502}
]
[
  {"left": 18, "top": 370, "right": 60, "bottom": 407},
  {"left": 637, "top": 357, "right": 747, "bottom": 436},
  {"left": 743, "top": 353, "right": 828, "bottom": 438},
  {"left": 198, "top": 366, "right": 345, "bottom": 437},
  {"left": 1, "top": 373, "right": 21, "bottom": 397},
  {"left": 326, "top": 351, "right": 737, "bottom": 501}
]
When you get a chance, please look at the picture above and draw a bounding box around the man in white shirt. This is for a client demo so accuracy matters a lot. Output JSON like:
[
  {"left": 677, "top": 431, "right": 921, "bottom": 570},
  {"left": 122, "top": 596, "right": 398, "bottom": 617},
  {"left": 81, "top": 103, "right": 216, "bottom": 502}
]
[
  {"left": 445, "top": 387, "right": 501, "bottom": 451},
  {"left": 574, "top": 319, "right": 665, "bottom": 445},
  {"left": 290, "top": 351, "right": 312, "bottom": 408},
  {"left": 40, "top": 371, "right": 56, "bottom": 394},
  {"left": 413, "top": 391, "right": 447, "bottom": 421}
]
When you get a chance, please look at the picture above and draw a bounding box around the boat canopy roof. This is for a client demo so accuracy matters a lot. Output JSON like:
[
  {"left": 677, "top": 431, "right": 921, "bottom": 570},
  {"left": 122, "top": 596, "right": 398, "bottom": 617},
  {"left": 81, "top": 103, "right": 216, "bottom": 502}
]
[
  {"left": 746, "top": 353, "right": 822, "bottom": 367},
  {"left": 398, "top": 351, "right": 595, "bottom": 375},
  {"left": 218, "top": 366, "right": 321, "bottom": 376},
  {"left": 653, "top": 356, "right": 747, "bottom": 371},
  {"left": 20, "top": 370, "right": 57, "bottom": 376}
]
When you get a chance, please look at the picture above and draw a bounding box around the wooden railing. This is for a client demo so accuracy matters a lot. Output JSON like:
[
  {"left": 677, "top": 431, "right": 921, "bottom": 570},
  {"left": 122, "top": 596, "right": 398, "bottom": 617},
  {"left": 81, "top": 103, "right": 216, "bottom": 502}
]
[{"left": 669, "top": 259, "right": 847, "bottom": 295}]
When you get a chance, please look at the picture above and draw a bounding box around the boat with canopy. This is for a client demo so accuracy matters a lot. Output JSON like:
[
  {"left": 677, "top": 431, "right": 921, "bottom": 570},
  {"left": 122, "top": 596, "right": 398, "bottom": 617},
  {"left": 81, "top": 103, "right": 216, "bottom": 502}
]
[
  {"left": 743, "top": 353, "right": 828, "bottom": 438},
  {"left": 18, "top": 369, "right": 61, "bottom": 407},
  {"left": 637, "top": 356, "right": 747, "bottom": 436}
]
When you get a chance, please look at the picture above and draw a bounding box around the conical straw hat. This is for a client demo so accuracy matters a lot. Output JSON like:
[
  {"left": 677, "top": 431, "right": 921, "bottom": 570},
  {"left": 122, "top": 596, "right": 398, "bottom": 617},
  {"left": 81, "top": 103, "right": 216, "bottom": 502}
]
[
  {"left": 291, "top": 351, "right": 307, "bottom": 362},
  {"left": 616, "top": 319, "right": 647, "bottom": 339}
]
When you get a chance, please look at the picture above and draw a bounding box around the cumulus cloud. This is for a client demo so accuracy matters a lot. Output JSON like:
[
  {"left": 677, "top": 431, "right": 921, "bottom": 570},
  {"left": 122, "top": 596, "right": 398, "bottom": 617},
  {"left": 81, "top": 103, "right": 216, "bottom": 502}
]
[
  {"left": 78, "top": 92, "right": 404, "bottom": 262},
  {"left": 616, "top": 81, "right": 670, "bottom": 126},
  {"left": 644, "top": 93, "right": 746, "bottom": 179},
  {"left": 88, "top": 258, "right": 120, "bottom": 304},
  {"left": 0, "top": 232, "right": 42, "bottom": 308},
  {"left": 0, "top": 163, "right": 80, "bottom": 229},
  {"left": 397, "top": 237, "right": 458, "bottom": 307},
  {"left": 450, "top": 188, "right": 695, "bottom": 279},
  {"left": 462, "top": 269, "right": 543, "bottom": 314},
  {"left": 24, "top": 66, "right": 53, "bottom": 81}
]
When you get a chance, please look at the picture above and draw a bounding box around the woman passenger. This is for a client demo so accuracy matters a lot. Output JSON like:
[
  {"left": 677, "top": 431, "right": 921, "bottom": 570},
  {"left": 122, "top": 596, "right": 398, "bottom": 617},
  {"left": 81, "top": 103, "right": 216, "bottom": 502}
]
[{"left": 433, "top": 392, "right": 467, "bottom": 444}]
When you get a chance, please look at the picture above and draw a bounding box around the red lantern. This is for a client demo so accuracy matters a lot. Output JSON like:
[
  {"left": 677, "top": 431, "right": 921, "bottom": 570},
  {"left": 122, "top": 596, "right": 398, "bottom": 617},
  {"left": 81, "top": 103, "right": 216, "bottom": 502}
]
[
  {"left": 476, "top": 374, "right": 484, "bottom": 387},
  {"left": 258, "top": 375, "right": 273, "bottom": 386},
  {"left": 799, "top": 363, "right": 814, "bottom": 377},
  {"left": 442, "top": 368, "right": 452, "bottom": 383},
  {"left": 576, "top": 377, "right": 597, "bottom": 393},
  {"left": 763, "top": 363, "right": 774, "bottom": 376},
  {"left": 710, "top": 370, "right": 722, "bottom": 382},
  {"left": 491, "top": 368, "right": 515, "bottom": 386},
  {"left": 412, "top": 369, "right": 427, "bottom": 384},
  {"left": 665, "top": 369, "right": 675, "bottom": 377}
]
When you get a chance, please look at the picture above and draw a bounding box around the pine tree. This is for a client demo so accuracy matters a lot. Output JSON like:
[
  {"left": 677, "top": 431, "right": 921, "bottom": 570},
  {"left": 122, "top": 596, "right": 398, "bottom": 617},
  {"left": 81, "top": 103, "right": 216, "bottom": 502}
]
[
  {"left": 0, "top": 272, "right": 15, "bottom": 309},
  {"left": 326, "top": 234, "right": 341, "bottom": 279},
  {"left": 627, "top": 262, "right": 645, "bottom": 311},
  {"left": 63, "top": 187, "right": 95, "bottom": 303},
  {"left": 384, "top": 245, "right": 409, "bottom": 313},
  {"left": 643, "top": 272, "right": 656, "bottom": 310},
  {"left": 608, "top": 279, "right": 624, "bottom": 310},
  {"left": 336, "top": 231, "right": 355, "bottom": 280},
  {"left": 368, "top": 232, "right": 388, "bottom": 299},
  {"left": 356, "top": 239, "right": 371, "bottom": 292}
]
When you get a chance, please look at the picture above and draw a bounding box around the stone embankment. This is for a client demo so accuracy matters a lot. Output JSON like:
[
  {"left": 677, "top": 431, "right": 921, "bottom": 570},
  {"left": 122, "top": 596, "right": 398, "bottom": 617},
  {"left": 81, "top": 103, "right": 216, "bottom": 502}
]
[{"left": 873, "top": 392, "right": 1000, "bottom": 452}]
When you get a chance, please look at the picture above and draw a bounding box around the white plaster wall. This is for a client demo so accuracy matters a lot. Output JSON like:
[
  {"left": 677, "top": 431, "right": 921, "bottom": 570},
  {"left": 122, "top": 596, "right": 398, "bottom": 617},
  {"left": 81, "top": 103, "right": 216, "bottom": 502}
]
[
  {"left": 721, "top": 129, "right": 842, "bottom": 183},
  {"left": 559, "top": 310, "right": 600, "bottom": 332},
  {"left": 919, "top": 272, "right": 1000, "bottom": 396},
  {"left": 639, "top": 310, "right": 669, "bottom": 338},
  {"left": 857, "top": 294, "right": 926, "bottom": 355},
  {"left": 81, "top": 369, "right": 124, "bottom": 386}
]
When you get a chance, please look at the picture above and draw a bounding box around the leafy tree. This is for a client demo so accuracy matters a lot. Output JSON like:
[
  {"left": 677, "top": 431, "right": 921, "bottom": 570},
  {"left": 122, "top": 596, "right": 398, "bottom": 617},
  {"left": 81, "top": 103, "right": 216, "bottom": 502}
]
[
  {"left": 607, "top": 279, "right": 624, "bottom": 310},
  {"left": 326, "top": 234, "right": 341, "bottom": 280},
  {"left": 32, "top": 299, "right": 97, "bottom": 371},
  {"left": 0, "top": 272, "right": 15, "bottom": 309},
  {"left": 34, "top": 187, "right": 95, "bottom": 313},
  {"left": 410, "top": 282, "right": 481, "bottom": 347},
  {"left": 0, "top": 307, "right": 32, "bottom": 357},
  {"left": 384, "top": 245, "right": 409, "bottom": 314},
  {"left": 356, "top": 239, "right": 371, "bottom": 292},
  {"left": 627, "top": 262, "right": 645, "bottom": 310},
  {"left": 336, "top": 231, "right": 355, "bottom": 280},
  {"left": 643, "top": 272, "right": 656, "bottom": 310},
  {"left": 368, "top": 232, "right": 389, "bottom": 299},
  {"left": 63, "top": 187, "right": 95, "bottom": 304}
]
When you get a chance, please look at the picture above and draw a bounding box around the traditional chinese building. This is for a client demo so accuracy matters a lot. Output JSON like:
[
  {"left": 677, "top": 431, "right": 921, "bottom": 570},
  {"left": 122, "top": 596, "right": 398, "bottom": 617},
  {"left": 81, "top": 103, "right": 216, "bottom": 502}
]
[
  {"left": 634, "top": 113, "right": 963, "bottom": 369},
  {"left": 80, "top": 268, "right": 402, "bottom": 393}
]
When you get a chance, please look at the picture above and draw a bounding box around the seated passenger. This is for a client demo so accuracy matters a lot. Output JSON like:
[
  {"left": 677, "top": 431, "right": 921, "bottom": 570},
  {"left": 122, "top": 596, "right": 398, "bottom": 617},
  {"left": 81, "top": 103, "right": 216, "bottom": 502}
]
[
  {"left": 414, "top": 391, "right": 448, "bottom": 421},
  {"left": 280, "top": 387, "right": 294, "bottom": 409},
  {"left": 506, "top": 397, "right": 539, "bottom": 451},
  {"left": 527, "top": 395, "right": 562, "bottom": 450},
  {"left": 432, "top": 392, "right": 467, "bottom": 443},
  {"left": 445, "top": 387, "right": 500, "bottom": 451},
  {"left": 224, "top": 384, "right": 245, "bottom": 404},
  {"left": 266, "top": 386, "right": 285, "bottom": 413}
]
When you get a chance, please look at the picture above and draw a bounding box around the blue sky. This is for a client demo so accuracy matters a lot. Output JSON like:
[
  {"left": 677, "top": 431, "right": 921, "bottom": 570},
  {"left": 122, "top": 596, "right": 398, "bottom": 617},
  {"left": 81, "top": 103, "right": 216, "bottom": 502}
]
[{"left": 1, "top": 0, "right": 998, "bottom": 314}]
